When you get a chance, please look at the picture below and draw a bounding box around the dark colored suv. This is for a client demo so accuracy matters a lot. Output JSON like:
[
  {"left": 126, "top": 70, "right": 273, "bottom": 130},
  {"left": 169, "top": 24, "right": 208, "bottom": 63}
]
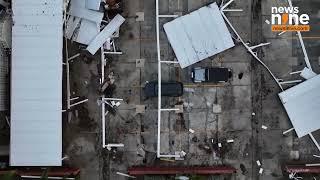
[
  {"left": 144, "top": 81, "right": 183, "bottom": 98},
  {"left": 191, "top": 67, "right": 232, "bottom": 83}
]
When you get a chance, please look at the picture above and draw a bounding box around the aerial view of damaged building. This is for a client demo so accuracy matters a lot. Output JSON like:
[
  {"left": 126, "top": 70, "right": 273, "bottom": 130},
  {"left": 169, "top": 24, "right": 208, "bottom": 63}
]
[{"left": 0, "top": 0, "right": 320, "bottom": 179}]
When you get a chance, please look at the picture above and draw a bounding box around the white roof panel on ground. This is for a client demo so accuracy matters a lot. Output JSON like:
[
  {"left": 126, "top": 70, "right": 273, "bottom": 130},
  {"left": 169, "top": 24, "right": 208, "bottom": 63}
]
[
  {"left": 279, "top": 74, "right": 320, "bottom": 138},
  {"left": 163, "top": 2, "right": 235, "bottom": 68},
  {"left": 11, "top": 0, "right": 63, "bottom": 166}
]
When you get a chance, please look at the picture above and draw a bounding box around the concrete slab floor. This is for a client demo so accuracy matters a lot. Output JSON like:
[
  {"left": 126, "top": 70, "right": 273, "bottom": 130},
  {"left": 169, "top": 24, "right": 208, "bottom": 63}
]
[{"left": 62, "top": 0, "right": 320, "bottom": 180}]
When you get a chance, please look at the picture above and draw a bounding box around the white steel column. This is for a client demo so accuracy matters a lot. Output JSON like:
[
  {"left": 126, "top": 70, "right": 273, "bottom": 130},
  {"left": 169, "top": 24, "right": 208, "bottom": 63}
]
[
  {"left": 156, "top": 0, "right": 181, "bottom": 158},
  {"left": 156, "top": 0, "right": 161, "bottom": 158},
  {"left": 101, "top": 46, "right": 106, "bottom": 148}
]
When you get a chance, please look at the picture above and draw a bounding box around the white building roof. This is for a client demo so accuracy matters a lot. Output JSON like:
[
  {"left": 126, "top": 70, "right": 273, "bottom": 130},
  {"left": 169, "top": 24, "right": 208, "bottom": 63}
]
[
  {"left": 279, "top": 74, "right": 320, "bottom": 138},
  {"left": 163, "top": 3, "right": 235, "bottom": 68},
  {"left": 10, "top": 0, "right": 63, "bottom": 166}
]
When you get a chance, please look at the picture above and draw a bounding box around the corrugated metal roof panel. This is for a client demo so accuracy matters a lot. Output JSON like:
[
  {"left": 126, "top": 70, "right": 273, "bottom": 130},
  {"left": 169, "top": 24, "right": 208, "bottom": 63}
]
[
  {"left": 10, "top": 0, "right": 63, "bottom": 166},
  {"left": 279, "top": 74, "right": 320, "bottom": 138},
  {"left": 163, "top": 3, "right": 235, "bottom": 68}
]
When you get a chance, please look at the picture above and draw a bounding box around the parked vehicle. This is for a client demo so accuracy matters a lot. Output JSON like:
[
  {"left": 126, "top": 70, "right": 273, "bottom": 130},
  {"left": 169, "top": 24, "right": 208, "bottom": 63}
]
[
  {"left": 191, "top": 67, "right": 232, "bottom": 83},
  {"left": 144, "top": 81, "right": 183, "bottom": 98}
]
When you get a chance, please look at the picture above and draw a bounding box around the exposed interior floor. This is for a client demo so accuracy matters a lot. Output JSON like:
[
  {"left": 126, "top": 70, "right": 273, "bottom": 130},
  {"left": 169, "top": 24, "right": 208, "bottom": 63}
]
[{"left": 62, "top": 0, "right": 320, "bottom": 179}]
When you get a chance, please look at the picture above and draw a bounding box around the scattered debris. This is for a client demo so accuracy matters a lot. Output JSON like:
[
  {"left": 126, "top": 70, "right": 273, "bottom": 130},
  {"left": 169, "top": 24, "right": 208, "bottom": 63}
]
[
  {"left": 189, "top": 129, "right": 195, "bottom": 134},
  {"left": 313, "top": 154, "right": 320, "bottom": 158},
  {"left": 180, "top": 151, "right": 187, "bottom": 157},
  {"left": 265, "top": 19, "right": 270, "bottom": 24},
  {"left": 278, "top": 31, "right": 286, "bottom": 36},
  {"left": 227, "top": 139, "right": 234, "bottom": 143},
  {"left": 290, "top": 151, "right": 300, "bottom": 160},
  {"left": 137, "top": 145, "right": 145, "bottom": 158},
  {"left": 116, "top": 172, "right": 136, "bottom": 179},
  {"left": 283, "top": 127, "right": 295, "bottom": 135},
  {"left": 259, "top": 168, "right": 263, "bottom": 174},
  {"left": 256, "top": 160, "right": 261, "bottom": 166},
  {"left": 175, "top": 176, "right": 189, "bottom": 180}
]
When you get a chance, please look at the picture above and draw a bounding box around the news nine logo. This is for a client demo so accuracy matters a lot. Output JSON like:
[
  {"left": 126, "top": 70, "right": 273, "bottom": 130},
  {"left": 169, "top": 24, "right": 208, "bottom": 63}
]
[{"left": 271, "top": 6, "right": 310, "bottom": 32}]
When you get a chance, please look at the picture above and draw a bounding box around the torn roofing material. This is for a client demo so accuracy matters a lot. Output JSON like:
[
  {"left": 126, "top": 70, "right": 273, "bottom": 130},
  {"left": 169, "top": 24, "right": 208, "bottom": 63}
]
[
  {"left": 86, "top": 14, "right": 125, "bottom": 55},
  {"left": 279, "top": 74, "right": 320, "bottom": 138},
  {"left": 163, "top": 2, "right": 235, "bottom": 68},
  {"left": 11, "top": 0, "right": 63, "bottom": 166},
  {"left": 67, "top": 0, "right": 103, "bottom": 24}
]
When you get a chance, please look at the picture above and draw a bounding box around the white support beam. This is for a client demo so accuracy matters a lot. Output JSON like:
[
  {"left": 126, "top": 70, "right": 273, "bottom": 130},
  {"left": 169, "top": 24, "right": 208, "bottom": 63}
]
[
  {"left": 70, "top": 97, "right": 80, "bottom": 101},
  {"left": 102, "top": 98, "right": 124, "bottom": 101},
  {"left": 278, "top": 31, "right": 286, "bottom": 36},
  {"left": 221, "top": 0, "right": 234, "bottom": 10},
  {"left": 156, "top": 0, "right": 182, "bottom": 158},
  {"left": 309, "top": 133, "right": 320, "bottom": 152},
  {"left": 160, "top": 108, "right": 180, "bottom": 111},
  {"left": 158, "top": 154, "right": 181, "bottom": 158},
  {"left": 279, "top": 80, "right": 302, "bottom": 85},
  {"left": 220, "top": 11, "right": 283, "bottom": 91},
  {"left": 158, "top": 14, "right": 179, "bottom": 18},
  {"left": 116, "top": 172, "right": 136, "bottom": 179},
  {"left": 283, "top": 127, "right": 295, "bottom": 135},
  {"left": 160, "top": 61, "right": 179, "bottom": 64},
  {"left": 69, "top": 99, "right": 89, "bottom": 108},
  {"left": 67, "top": 53, "right": 80, "bottom": 62},
  {"left": 249, "top": 42, "right": 271, "bottom": 50},
  {"left": 290, "top": 70, "right": 303, "bottom": 75},
  {"left": 104, "top": 51, "right": 123, "bottom": 55},
  {"left": 222, "top": 9, "right": 243, "bottom": 12}
]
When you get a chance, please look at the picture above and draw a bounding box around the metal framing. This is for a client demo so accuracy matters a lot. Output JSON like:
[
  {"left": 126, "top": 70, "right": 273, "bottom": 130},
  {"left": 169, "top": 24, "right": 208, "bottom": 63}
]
[{"left": 156, "top": 0, "right": 181, "bottom": 158}]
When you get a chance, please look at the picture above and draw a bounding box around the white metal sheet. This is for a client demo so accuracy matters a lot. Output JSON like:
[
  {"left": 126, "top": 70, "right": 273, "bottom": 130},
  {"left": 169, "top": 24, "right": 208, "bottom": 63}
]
[
  {"left": 86, "top": 0, "right": 101, "bottom": 10},
  {"left": 68, "top": 0, "right": 103, "bottom": 24},
  {"left": 65, "top": 16, "right": 81, "bottom": 39},
  {"left": 163, "top": 3, "right": 235, "bottom": 68},
  {"left": 74, "top": 19, "right": 100, "bottom": 45},
  {"left": 279, "top": 74, "right": 320, "bottom": 138},
  {"left": 86, "top": 14, "right": 125, "bottom": 55},
  {"left": 11, "top": 0, "right": 63, "bottom": 166}
]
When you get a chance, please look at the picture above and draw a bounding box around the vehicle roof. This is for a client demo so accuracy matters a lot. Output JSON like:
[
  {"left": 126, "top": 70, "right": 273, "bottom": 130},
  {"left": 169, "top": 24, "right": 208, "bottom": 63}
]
[{"left": 207, "top": 67, "right": 230, "bottom": 82}]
